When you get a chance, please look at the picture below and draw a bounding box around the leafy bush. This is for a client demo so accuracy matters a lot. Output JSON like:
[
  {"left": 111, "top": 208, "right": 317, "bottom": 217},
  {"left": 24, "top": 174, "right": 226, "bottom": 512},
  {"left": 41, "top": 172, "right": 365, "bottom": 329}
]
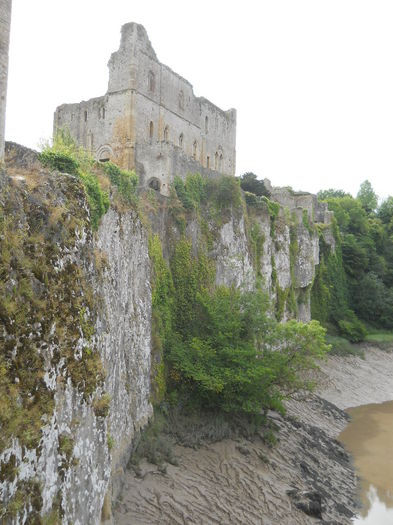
[
  {"left": 167, "top": 286, "right": 329, "bottom": 415},
  {"left": 173, "top": 174, "right": 207, "bottom": 210},
  {"left": 103, "top": 161, "right": 138, "bottom": 203},
  {"left": 38, "top": 130, "right": 138, "bottom": 230},
  {"left": 338, "top": 317, "right": 367, "bottom": 343},
  {"left": 39, "top": 150, "right": 80, "bottom": 175},
  {"left": 79, "top": 171, "right": 109, "bottom": 230}
]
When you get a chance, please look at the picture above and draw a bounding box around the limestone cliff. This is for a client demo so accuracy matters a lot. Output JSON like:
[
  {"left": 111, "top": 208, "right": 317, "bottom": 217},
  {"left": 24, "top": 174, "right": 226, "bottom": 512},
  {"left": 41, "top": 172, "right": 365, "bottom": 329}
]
[
  {"left": 0, "top": 144, "right": 152, "bottom": 524},
  {"left": 0, "top": 144, "right": 334, "bottom": 523}
]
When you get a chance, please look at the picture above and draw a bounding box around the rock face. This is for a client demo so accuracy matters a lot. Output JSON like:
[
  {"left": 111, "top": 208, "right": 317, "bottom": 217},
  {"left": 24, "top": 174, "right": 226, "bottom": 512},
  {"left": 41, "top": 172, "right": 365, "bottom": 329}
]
[
  {"left": 0, "top": 147, "right": 152, "bottom": 524},
  {"left": 96, "top": 209, "right": 153, "bottom": 506},
  {"left": 0, "top": 145, "right": 335, "bottom": 523}
]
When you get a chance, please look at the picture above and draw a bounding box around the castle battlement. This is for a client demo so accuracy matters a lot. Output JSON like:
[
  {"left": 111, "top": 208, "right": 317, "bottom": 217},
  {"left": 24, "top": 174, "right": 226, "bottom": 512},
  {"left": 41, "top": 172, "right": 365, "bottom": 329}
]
[{"left": 54, "top": 22, "right": 237, "bottom": 195}]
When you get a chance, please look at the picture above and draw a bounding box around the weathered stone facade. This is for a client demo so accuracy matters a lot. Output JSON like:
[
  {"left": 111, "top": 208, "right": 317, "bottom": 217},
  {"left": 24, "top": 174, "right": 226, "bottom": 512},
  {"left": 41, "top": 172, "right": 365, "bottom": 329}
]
[
  {"left": 0, "top": 0, "right": 12, "bottom": 163},
  {"left": 54, "top": 22, "right": 237, "bottom": 195}
]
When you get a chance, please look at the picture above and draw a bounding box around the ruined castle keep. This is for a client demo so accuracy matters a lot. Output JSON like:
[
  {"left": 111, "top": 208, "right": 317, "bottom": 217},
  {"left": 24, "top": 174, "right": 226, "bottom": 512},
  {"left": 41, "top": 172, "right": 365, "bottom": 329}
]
[
  {"left": 54, "top": 22, "right": 237, "bottom": 195},
  {"left": 0, "top": 0, "right": 12, "bottom": 163}
]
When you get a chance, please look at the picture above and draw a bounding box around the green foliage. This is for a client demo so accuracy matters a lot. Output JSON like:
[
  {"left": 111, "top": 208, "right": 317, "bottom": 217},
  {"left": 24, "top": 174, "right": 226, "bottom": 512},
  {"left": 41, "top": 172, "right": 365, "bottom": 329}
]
[
  {"left": 103, "top": 161, "right": 138, "bottom": 203},
  {"left": 148, "top": 235, "right": 175, "bottom": 403},
  {"left": 207, "top": 175, "right": 243, "bottom": 211},
  {"left": 317, "top": 188, "right": 351, "bottom": 200},
  {"left": 249, "top": 221, "right": 264, "bottom": 278},
  {"left": 39, "top": 149, "right": 80, "bottom": 175},
  {"left": 39, "top": 129, "right": 137, "bottom": 230},
  {"left": 239, "top": 172, "right": 271, "bottom": 197},
  {"left": 79, "top": 170, "right": 109, "bottom": 230},
  {"left": 170, "top": 239, "right": 215, "bottom": 334},
  {"left": 357, "top": 179, "right": 378, "bottom": 214},
  {"left": 302, "top": 209, "right": 314, "bottom": 234},
  {"left": 311, "top": 227, "right": 366, "bottom": 341},
  {"left": 173, "top": 173, "right": 207, "bottom": 210},
  {"left": 378, "top": 196, "right": 393, "bottom": 227},
  {"left": 129, "top": 410, "right": 177, "bottom": 467},
  {"left": 320, "top": 185, "right": 393, "bottom": 331},
  {"left": 352, "top": 272, "right": 393, "bottom": 328},
  {"left": 326, "top": 335, "right": 364, "bottom": 357},
  {"left": 167, "top": 286, "right": 329, "bottom": 415}
]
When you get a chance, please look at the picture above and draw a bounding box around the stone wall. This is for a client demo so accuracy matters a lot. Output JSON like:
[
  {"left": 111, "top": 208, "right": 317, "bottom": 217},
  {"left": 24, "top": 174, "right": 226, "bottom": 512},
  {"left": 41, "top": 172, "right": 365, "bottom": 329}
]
[
  {"left": 0, "top": 0, "right": 12, "bottom": 163},
  {"left": 54, "top": 22, "right": 236, "bottom": 194}
]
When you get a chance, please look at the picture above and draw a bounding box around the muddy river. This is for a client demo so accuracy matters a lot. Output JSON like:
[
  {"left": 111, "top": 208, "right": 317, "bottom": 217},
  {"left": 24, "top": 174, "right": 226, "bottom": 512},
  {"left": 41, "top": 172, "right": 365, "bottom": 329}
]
[{"left": 339, "top": 400, "right": 393, "bottom": 524}]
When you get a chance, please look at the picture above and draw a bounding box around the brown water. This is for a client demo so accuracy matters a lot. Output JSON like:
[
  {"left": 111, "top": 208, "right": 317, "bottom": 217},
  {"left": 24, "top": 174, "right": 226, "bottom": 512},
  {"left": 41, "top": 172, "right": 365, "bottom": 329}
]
[{"left": 339, "top": 400, "right": 393, "bottom": 524}]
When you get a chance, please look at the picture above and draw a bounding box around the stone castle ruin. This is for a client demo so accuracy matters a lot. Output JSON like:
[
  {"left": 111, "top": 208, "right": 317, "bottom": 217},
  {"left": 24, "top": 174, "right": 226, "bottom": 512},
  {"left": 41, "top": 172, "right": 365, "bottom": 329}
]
[
  {"left": 54, "top": 22, "right": 237, "bottom": 195},
  {"left": 0, "top": 0, "right": 12, "bottom": 164}
]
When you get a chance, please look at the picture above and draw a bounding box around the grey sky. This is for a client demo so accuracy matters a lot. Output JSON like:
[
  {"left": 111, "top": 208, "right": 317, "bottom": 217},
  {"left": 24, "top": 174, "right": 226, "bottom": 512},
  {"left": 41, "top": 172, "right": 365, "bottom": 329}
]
[{"left": 6, "top": 0, "right": 393, "bottom": 199}]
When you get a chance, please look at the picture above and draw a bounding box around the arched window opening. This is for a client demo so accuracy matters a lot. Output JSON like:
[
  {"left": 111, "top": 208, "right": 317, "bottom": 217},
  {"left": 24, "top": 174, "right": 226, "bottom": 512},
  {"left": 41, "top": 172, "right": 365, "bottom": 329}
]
[
  {"left": 148, "top": 71, "right": 155, "bottom": 92},
  {"left": 164, "top": 125, "right": 169, "bottom": 143},
  {"left": 207, "top": 156, "right": 210, "bottom": 168},
  {"left": 179, "top": 133, "right": 184, "bottom": 148},
  {"left": 149, "top": 121, "right": 154, "bottom": 140},
  {"left": 215, "top": 152, "right": 218, "bottom": 170},
  {"left": 179, "top": 90, "right": 184, "bottom": 110},
  {"left": 84, "top": 110, "right": 88, "bottom": 122},
  {"left": 205, "top": 116, "right": 209, "bottom": 134},
  {"left": 102, "top": 107, "right": 105, "bottom": 120},
  {"left": 193, "top": 141, "right": 198, "bottom": 160}
]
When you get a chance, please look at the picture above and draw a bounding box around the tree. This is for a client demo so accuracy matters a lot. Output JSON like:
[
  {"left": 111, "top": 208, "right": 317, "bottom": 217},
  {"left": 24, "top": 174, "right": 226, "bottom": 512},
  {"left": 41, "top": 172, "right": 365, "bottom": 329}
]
[
  {"left": 357, "top": 180, "right": 378, "bottom": 214},
  {"left": 378, "top": 196, "right": 393, "bottom": 226},
  {"left": 317, "top": 189, "right": 351, "bottom": 200},
  {"left": 239, "top": 172, "right": 270, "bottom": 197},
  {"left": 167, "top": 286, "right": 330, "bottom": 415}
]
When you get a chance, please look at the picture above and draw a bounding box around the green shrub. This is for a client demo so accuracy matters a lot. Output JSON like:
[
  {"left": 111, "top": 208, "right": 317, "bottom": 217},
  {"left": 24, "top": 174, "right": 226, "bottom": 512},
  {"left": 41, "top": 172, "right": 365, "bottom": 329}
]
[
  {"left": 338, "top": 317, "right": 367, "bottom": 343},
  {"left": 39, "top": 150, "right": 79, "bottom": 175},
  {"left": 173, "top": 173, "right": 208, "bottom": 210},
  {"left": 38, "top": 130, "right": 127, "bottom": 230},
  {"left": 79, "top": 171, "right": 109, "bottom": 230},
  {"left": 167, "top": 284, "right": 329, "bottom": 416},
  {"left": 103, "top": 161, "right": 138, "bottom": 203}
]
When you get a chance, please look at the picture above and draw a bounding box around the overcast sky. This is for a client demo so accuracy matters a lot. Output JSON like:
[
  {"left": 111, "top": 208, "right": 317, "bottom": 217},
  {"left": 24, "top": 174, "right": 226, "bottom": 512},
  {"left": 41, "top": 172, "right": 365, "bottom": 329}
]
[{"left": 5, "top": 0, "right": 393, "bottom": 199}]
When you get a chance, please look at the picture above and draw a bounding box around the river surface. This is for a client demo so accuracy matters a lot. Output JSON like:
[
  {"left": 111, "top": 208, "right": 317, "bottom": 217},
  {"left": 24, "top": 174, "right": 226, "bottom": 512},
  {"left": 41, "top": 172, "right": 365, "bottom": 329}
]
[{"left": 338, "top": 400, "right": 393, "bottom": 524}]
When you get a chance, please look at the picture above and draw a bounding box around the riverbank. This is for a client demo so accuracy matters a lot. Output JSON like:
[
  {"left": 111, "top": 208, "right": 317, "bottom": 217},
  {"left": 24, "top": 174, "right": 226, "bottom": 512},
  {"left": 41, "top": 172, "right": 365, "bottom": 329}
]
[
  {"left": 112, "top": 345, "right": 392, "bottom": 524},
  {"left": 318, "top": 345, "right": 393, "bottom": 410}
]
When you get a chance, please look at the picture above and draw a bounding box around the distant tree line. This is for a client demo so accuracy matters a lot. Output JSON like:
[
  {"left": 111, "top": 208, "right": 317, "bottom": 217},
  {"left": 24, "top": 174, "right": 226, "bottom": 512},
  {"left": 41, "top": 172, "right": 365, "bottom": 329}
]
[{"left": 313, "top": 180, "right": 393, "bottom": 338}]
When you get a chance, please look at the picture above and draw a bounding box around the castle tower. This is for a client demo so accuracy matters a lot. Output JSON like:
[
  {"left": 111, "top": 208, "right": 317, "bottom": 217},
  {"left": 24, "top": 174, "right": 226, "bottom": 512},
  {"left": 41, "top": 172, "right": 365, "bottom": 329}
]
[
  {"left": 0, "top": 0, "right": 12, "bottom": 163},
  {"left": 55, "top": 22, "right": 236, "bottom": 195}
]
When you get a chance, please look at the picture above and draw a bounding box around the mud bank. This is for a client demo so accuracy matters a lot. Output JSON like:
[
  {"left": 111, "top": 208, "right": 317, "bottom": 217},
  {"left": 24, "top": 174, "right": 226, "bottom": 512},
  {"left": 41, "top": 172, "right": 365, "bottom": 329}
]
[
  {"left": 112, "top": 348, "right": 393, "bottom": 524},
  {"left": 113, "top": 394, "right": 355, "bottom": 524},
  {"left": 318, "top": 346, "right": 393, "bottom": 410}
]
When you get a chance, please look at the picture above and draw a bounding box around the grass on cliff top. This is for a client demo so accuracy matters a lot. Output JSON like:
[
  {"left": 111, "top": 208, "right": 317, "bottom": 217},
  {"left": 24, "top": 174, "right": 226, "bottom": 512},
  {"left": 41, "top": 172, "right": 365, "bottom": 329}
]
[{"left": 39, "top": 128, "right": 138, "bottom": 229}]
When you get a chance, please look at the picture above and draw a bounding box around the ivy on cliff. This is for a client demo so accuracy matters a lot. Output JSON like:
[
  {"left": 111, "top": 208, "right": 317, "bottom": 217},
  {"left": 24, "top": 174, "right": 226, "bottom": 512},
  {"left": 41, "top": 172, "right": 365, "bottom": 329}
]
[
  {"left": 149, "top": 189, "right": 330, "bottom": 417},
  {"left": 39, "top": 129, "right": 138, "bottom": 229}
]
